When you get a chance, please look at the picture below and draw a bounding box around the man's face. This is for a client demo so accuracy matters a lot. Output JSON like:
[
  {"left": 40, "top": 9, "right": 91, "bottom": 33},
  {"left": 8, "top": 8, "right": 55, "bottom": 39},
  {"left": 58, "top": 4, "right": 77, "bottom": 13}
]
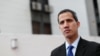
[{"left": 58, "top": 12, "right": 80, "bottom": 38}]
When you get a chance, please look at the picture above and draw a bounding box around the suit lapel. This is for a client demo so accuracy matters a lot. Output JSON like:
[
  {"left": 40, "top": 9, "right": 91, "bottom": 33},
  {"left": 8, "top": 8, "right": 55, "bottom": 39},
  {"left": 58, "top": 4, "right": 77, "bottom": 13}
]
[{"left": 75, "top": 38, "right": 88, "bottom": 56}]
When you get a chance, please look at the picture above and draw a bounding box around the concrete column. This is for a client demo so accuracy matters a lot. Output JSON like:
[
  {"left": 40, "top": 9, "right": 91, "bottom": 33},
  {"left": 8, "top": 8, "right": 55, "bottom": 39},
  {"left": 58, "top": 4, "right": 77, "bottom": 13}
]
[{"left": 85, "top": 0, "right": 98, "bottom": 36}]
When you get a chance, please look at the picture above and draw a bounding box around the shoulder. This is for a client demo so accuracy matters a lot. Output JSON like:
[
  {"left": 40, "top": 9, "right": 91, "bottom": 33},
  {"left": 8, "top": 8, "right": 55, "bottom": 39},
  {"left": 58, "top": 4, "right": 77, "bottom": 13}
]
[
  {"left": 85, "top": 39, "right": 100, "bottom": 47},
  {"left": 87, "top": 40, "right": 100, "bottom": 55},
  {"left": 51, "top": 43, "right": 65, "bottom": 53},
  {"left": 88, "top": 40, "right": 100, "bottom": 51},
  {"left": 78, "top": 38, "right": 100, "bottom": 56},
  {"left": 89, "top": 41, "right": 100, "bottom": 46},
  {"left": 51, "top": 43, "right": 65, "bottom": 56},
  {"left": 81, "top": 38, "right": 100, "bottom": 49}
]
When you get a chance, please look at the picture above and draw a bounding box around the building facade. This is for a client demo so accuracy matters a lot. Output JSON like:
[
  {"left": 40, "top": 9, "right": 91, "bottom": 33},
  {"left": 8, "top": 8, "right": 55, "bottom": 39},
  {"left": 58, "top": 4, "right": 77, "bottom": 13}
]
[
  {"left": 0, "top": 0, "right": 100, "bottom": 36},
  {"left": 0, "top": 0, "right": 100, "bottom": 56}
]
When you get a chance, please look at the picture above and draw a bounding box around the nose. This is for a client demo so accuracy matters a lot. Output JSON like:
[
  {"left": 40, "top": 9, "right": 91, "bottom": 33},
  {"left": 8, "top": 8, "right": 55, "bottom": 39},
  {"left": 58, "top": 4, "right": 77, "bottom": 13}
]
[{"left": 63, "top": 21, "right": 69, "bottom": 28}]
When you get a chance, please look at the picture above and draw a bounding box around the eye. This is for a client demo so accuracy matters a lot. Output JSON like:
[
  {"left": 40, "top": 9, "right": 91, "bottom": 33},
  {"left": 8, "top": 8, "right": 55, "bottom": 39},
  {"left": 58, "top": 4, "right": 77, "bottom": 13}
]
[
  {"left": 66, "top": 19, "right": 73, "bottom": 22},
  {"left": 59, "top": 21, "right": 64, "bottom": 24}
]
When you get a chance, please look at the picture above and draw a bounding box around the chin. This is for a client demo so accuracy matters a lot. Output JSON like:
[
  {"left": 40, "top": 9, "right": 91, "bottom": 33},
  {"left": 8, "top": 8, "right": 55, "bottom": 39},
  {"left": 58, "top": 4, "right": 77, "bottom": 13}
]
[{"left": 65, "top": 35, "right": 72, "bottom": 38}]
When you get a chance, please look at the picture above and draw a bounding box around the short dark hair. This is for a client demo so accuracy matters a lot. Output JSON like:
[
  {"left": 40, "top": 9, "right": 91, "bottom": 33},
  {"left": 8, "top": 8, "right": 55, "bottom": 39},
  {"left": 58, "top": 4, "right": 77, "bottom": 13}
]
[{"left": 57, "top": 9, "right": 78, "bottom": 23}]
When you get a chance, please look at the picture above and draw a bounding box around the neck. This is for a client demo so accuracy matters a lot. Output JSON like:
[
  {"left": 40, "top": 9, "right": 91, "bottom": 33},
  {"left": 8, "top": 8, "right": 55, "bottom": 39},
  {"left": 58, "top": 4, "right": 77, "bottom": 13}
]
[{"left": 66, "top": 34, "right": 78, "bottom": 44}]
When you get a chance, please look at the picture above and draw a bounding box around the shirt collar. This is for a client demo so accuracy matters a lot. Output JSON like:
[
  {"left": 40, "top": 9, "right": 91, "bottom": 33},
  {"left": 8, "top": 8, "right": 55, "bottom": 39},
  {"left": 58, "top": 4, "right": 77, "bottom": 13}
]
[{"left": 65, "top": 35, "right": 80, "bottom": 49}]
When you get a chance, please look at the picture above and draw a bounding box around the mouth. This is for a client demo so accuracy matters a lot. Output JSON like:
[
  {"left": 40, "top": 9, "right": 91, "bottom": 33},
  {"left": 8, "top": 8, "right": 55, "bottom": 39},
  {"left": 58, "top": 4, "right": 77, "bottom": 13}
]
[{"left": 64, "top": 29, "right": 70, "bottom": 33}]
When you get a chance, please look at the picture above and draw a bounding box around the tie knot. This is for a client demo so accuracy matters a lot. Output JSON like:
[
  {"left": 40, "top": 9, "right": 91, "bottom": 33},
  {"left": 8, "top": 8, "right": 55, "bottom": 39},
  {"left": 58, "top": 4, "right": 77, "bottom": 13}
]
[{"left": 68, "top": 45, "right": 74, "bottom": 50}]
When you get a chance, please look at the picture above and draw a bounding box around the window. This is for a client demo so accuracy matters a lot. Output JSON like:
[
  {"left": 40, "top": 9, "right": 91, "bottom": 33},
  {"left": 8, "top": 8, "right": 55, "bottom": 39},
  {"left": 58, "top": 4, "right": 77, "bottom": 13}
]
[{"left": 30, "top": 0, "right": 52, "bottom": 34}]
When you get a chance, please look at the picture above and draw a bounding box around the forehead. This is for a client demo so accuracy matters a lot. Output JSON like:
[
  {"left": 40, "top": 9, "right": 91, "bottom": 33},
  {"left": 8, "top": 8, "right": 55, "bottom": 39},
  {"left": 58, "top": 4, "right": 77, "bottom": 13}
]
[
  {"left": 59, "top": 12, "right": 73, "bottom": 17},
  {"left": 59, "top": 12, "right": 74, "bottom": 20}
]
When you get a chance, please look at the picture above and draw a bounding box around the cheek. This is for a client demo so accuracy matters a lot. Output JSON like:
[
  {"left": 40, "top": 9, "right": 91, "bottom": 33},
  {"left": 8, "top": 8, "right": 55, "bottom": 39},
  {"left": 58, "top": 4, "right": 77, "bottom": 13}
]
[
  {"left": 70, "top": 24, "right": 78, "bottom": 30},
  {"left": 59, "top": 26, "right": 62, "bottom": 30},
  {"left": 59, "top": 26, "right": 64, "bottom": 31}
]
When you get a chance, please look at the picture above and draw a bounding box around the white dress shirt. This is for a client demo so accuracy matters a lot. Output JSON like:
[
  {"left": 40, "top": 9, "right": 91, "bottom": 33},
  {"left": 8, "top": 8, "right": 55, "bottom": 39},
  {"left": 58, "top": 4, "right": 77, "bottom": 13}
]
[{"left": 65, "top": 36, "right": 80, "bottom": 56}]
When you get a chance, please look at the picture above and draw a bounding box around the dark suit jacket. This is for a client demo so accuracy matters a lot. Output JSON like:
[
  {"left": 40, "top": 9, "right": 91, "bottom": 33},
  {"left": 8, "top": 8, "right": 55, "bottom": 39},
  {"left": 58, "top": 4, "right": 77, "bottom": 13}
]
[{"left": 51, "top": 38, "right": 100, "bottom": 56}]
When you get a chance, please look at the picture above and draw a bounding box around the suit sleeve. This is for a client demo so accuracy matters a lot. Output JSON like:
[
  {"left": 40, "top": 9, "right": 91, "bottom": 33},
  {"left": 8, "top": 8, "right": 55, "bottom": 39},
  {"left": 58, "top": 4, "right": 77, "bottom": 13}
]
[{"left": 96, "top": 44, "right": 100, "bottom": 56}]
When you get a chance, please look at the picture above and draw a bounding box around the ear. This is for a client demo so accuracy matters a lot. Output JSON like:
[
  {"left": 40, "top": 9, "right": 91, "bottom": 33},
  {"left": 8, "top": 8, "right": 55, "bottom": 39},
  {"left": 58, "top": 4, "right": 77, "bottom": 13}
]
[{"left": 77, "top": 21, "right": 80, "bottom": 27}]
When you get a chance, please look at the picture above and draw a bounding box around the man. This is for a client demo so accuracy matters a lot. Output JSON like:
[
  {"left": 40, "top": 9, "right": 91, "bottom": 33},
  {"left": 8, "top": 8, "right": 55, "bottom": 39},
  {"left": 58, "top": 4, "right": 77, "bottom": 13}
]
[{"left": 51, "top": 9, "right": 100, "bottom": 56}]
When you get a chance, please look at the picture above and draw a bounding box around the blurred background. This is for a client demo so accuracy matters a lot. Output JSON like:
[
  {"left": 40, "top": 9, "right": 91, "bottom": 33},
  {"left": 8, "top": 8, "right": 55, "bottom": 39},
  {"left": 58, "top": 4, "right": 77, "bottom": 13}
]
[{"left": 0, "top": 0, "right": 100, "bottom": 56}]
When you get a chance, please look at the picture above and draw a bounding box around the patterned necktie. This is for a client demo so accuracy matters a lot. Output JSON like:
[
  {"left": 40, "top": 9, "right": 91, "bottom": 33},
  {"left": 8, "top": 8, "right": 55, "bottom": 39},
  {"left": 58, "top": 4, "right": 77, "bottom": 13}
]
[{"left": 67, "top": 45, "right": 74, "bottom": 56}]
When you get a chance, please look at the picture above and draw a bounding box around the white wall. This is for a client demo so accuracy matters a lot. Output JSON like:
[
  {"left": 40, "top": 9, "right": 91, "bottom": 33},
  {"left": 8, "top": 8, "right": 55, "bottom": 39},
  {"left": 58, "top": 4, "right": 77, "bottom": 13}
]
[
  {"left": 0, "top": 34, "right": 100, "bottom": 56},
  {"left": 0, "top": 0, "right": 32, "bottom": 34},
  {"left": 0, "top": 34, "right": 65, "bottom": 56},
  {"left": 49, "top": 0, "right": 90, "bottom": 36}
]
